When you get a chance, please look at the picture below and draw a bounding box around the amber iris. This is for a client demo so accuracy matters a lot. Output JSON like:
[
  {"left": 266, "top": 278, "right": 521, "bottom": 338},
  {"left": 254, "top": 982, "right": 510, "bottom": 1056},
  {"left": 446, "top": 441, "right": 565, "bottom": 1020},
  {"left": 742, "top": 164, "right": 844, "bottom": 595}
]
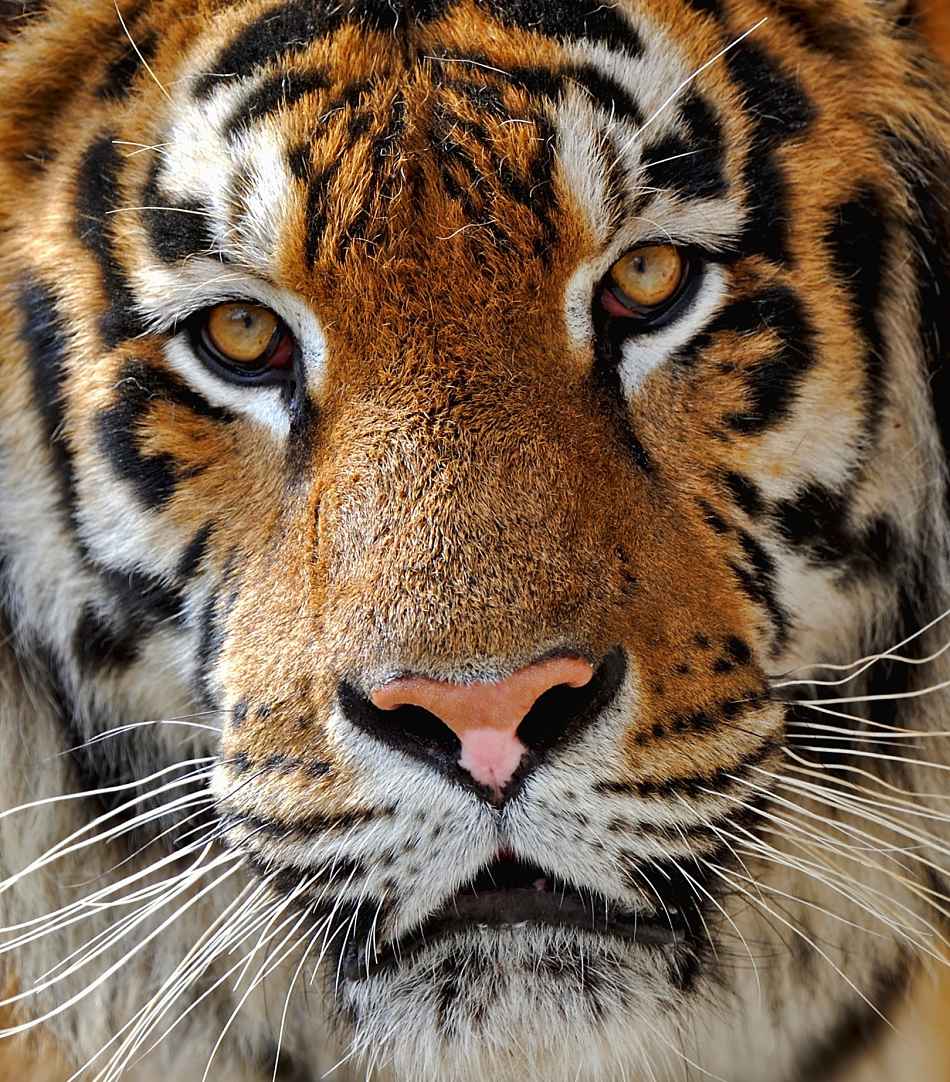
[
  {"left": 605, "top": 245, "right": 686, "bottom": 316},
  {"left": 204, "top": 302, "right": 290, "bottom": 367}
]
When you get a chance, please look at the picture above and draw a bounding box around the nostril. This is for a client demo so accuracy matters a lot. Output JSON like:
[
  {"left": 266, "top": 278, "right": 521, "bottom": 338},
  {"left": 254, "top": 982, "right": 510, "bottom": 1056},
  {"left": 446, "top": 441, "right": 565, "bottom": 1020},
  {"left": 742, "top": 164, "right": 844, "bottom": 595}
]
[
  {"left": 516, "top": 648, "right": 627, "bottom": 754},
  {"left": 337, "top": 681, "right": 461, "bottom": 768}
]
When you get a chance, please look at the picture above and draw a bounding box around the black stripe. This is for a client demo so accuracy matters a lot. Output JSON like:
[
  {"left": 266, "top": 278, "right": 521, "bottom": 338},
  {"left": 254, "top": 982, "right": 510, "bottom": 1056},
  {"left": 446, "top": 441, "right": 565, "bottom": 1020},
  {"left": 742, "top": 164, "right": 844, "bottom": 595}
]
[
  {"left": 825, "top": 187, "right": 890, "bottom": 447},
  {"left": 729, "top": 529, "right": 791, "bottom": 649},
  {"left": 771, "top": 0, "right": 858, "bottom": 58},
  {"left": 304, "top": 160, "right": 342, "bottom": 266},
  {"left": 642, "top": 91, "right": 727, "bottom": 201},
  {"left": 224, "top": 68, "right": 329, "bottom": 137},
  {"left": 97, "top": 563, "right": 184, "bottom": 624},
  {"left": 142, "top": 156, "right": 220, "bottom": 263},
  {"left": 595, "top": 735, "right": 780, "bottom": 799},
  {"left": 97, "top": 360, "right": 234, "bottom": 510},
  {"left": 17, "top": 280, "right": 82, "bottom": 530},
  {"left": 773, "top": 483, "right": 902, "bottom": 575},
  {"left": 75, "top": 134, "right": 148, "bottom": 346},
  {"left": 177, "top": 524, "right": 213, "bottom": 579},
  {"left": 790, "top": 955, "right": 914, "bottom": 1082},
  {"left": 721, "top": 470, "right": 764, "bottom": 518},
  {"left": 193, "top": 2, "right": 346, "bottom": 99},
  {"left": 97, "top": 29, "right": 158, "bottom": 99},
  {"left": 726, "top": 40, "right": 815, "bottom": 264},
  {"left": 73, "top": 602, "right": 140, "bottom": 673},
  {"left": 722, "top": 286, "right": 816, "bottom": 434},
  {"left": 890, "top": 135, "right": 950, "bottom": 510},
  {"left": 475, "top": 0, "right": 644, "bottom": 57},
  {"left": 223, "top": 804, "right": 391, "bottom": 841}
]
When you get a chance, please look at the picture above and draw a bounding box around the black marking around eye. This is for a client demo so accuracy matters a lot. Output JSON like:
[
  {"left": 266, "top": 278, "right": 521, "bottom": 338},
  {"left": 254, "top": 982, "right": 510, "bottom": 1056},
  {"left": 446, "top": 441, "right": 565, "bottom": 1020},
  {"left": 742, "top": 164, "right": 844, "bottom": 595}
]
[
  {"left": 73, "top": 602, "right": 140, "bottom": 673},
  {"left": 75, "top": 134, "right": 148, "bottom": 346},
  {"left": 476, "top": 0, "right": 644, "bottom": 56},
  {"left": 722, "top": 286, "right": 816, "bottom": 434},
  {"left": 224, "top": 68, "right": 329, "bottom": 137},
  {"left": 98, "top": 360, "right": 235, "bottom": 510},
  {"left": 726, "top": 39, "right": 816, "bottom": 264},
  {"left": 97, "top": 29, "right": 158, "bottom": 99},
  {"left": 17, "top": 279, "right": 82, "bottom": 530},
  {"left": 824, "top": 187, "right": 889, "bottom": 447}
]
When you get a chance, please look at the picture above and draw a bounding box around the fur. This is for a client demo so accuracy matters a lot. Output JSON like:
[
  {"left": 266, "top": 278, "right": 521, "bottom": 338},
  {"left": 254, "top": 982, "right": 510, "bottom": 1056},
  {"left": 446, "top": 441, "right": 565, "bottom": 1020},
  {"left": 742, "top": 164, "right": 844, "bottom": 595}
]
[{"left": 0, "top": 1, "right": 949, "bottom": 1079}]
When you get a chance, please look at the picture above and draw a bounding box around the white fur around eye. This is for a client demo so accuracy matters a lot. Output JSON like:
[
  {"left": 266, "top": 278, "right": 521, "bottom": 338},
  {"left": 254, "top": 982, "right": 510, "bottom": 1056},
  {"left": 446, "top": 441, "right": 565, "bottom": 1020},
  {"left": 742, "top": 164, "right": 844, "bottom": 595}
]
[
  {"left": 617, "top": 262, "right": 728, "bottom": 396},
  {"left": 149, "top": 276, "right": 328, "bottom": 438},
  {"left": 564, "top": 258, "right": 728, "bottom": 396}
]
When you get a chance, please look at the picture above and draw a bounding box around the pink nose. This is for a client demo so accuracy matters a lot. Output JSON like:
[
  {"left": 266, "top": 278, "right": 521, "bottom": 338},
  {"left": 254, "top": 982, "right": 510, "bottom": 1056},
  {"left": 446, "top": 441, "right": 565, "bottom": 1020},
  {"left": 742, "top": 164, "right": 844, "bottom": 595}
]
[{"left": 370, "top": 657, "right": 594, "bottom": 796}]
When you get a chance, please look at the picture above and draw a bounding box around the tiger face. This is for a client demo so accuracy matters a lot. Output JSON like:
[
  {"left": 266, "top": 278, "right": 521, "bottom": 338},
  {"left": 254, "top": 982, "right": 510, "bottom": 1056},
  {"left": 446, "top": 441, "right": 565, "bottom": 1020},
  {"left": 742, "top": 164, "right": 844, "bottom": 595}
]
[{"left": 1, "top": 2, "right": 949, "bottom": 1080}]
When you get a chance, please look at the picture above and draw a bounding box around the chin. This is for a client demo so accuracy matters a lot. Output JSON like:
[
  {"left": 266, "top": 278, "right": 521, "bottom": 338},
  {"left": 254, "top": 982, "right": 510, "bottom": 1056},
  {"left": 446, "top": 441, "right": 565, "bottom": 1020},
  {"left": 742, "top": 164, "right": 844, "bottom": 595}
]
[{"left": 339, "top": 928, "right": 682, "bottom": 1082}]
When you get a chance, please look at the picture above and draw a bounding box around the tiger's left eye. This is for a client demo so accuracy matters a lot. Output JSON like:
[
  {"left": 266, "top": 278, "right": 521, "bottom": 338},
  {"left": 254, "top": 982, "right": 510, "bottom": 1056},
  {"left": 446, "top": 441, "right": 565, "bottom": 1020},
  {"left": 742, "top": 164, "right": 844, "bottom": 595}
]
[
  {"left": 600, "top": 244, "right": 689, "bottom": 322},
  {"left": 193, "top": 302, "right": 295, "bottom": 383}
]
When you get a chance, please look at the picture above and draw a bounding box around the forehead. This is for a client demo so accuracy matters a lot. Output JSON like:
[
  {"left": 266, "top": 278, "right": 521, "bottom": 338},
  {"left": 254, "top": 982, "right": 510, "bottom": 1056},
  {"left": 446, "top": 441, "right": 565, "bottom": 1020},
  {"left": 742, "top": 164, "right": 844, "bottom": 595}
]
[{"left": 149, "top": 0, "right": 738, "bottom": 292}]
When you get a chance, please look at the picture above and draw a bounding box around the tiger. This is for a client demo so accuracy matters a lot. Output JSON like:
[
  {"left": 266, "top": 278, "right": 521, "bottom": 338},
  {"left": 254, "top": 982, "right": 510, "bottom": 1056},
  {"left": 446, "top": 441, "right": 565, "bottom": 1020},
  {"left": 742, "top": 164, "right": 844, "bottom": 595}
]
[{"left": 1, "top": 0, "right": 950, "bottom": 1079}]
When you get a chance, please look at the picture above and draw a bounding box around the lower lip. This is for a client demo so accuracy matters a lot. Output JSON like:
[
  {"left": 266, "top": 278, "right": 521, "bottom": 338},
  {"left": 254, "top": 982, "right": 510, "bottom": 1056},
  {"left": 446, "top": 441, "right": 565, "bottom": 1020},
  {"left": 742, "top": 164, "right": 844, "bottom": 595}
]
[{"left": 341, "top": 890, "right": 681, "bottom": 982}]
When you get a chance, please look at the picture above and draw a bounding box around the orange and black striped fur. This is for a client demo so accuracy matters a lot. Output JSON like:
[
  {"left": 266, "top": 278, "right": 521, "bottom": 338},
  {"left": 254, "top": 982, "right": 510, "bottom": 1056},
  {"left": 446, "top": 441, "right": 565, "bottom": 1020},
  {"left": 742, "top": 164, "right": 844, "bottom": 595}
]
[{"left": 1, "top": 1, "right": 949, "bottom": 1080}]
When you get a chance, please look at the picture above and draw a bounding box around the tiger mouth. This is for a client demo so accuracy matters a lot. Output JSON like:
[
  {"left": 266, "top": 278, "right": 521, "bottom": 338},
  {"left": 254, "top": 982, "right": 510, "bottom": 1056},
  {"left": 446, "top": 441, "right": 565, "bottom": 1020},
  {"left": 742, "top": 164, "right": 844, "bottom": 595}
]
[{"left": 341, "top": 857, "right": 686, "bottom": 982}]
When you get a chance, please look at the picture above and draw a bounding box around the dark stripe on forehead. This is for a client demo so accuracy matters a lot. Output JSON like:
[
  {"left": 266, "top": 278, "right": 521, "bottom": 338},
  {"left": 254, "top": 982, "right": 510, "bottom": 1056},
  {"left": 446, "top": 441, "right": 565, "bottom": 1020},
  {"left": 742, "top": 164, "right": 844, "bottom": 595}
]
[
  {"left": 224, "top": 68, "right": 329, "bottom": 138},
  {"left": 142, "top": 156, "right": 220, "bottom": 263},
  {"left": 476, "top": 0, "right": 644, "bottom": 56},
  {"left": 824, "top": 187, "right": 889, "bottom": 448},
  {"left": 97, "top": 359, "right": 235, "bottom": 510},
  {"left": 193, "top": 2, "right": 346, "bottom": 99},
  {"left": 75, "top": 134, "right": 148, "bottom": 346},
  {"left": 726, "top": 39, "right": 815, "bottom": 264},
  {"left": 97, "top": 29, "right": 158, "bottom": 100},
  {"left": 771, "top": 0, "right": 859, "bottom": 58},
  {"left": 641, "top": 91, "right": 727, "bottom": 202}
]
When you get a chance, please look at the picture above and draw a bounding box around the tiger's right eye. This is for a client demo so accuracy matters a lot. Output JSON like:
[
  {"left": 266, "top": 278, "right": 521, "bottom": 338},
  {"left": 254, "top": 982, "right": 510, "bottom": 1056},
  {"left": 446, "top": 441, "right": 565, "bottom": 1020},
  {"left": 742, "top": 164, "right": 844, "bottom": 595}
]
[{"left": 192, "top": 302, "right": 296, "bottom": 384}]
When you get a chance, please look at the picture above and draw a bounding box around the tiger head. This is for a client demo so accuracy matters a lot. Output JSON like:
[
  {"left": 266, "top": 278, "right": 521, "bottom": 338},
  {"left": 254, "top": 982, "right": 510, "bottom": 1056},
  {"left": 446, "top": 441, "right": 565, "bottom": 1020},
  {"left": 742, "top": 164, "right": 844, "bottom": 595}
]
[{"left": 1, "top": 1, "right": 949, "bottom": 1080}]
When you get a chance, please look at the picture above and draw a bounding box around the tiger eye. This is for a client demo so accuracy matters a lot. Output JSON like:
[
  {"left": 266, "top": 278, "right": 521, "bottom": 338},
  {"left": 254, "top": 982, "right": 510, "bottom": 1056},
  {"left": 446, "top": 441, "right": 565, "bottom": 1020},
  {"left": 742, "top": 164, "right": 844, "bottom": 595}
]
[
  {"left": 205, "top": 303, "right": 280, "bottom": 364},
  {"left": 608, "top": 245, "right": 685, "bottom": 309}
]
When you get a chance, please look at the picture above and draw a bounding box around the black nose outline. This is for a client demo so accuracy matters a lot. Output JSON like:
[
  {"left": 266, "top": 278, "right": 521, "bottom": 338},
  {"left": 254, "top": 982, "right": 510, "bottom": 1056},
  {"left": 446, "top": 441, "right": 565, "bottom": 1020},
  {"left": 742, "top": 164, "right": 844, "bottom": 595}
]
[{"left": 337, "top": 648, "right": 627, "bottom": 802}]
